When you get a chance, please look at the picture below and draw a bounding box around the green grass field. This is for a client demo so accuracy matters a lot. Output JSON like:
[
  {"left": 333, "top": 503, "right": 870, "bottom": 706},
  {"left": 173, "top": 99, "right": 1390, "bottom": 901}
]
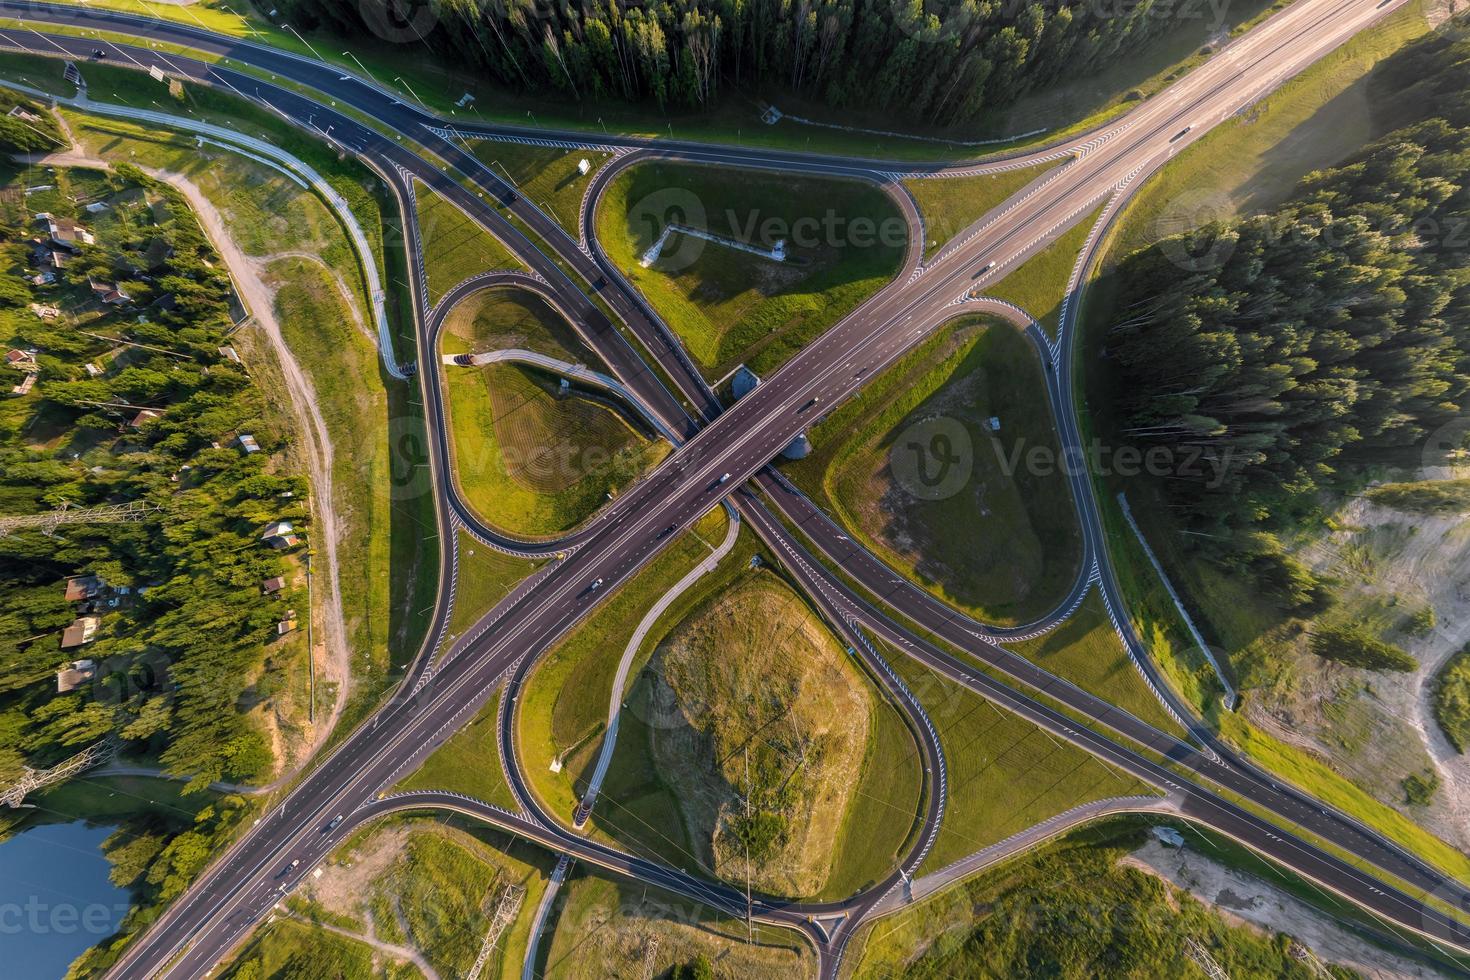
[
  {"left": 539, "top": 874, "right": 809, "bottom": 979},
  {"left": 1011, "top": 594, "right": 1184, "bottom": 738},
  {"left": 595, "top": 161, "right": 906, "bottom": 380},
  {"left": 984, "top": 204, "right": 1105, "bottom": 338},
  {"left": 415, "top": 181, "right": 525, "bottom": 306},
  {"left": 905, "top": 160, "right": 1064, "bottom": 259},
  {"left": 469, "top": 141, "right": 612, "bottom": 240},
  {"left": 397, "top": 690, "right": 520, "bottom": 812},
  {"left": 439, "top": 312, "right": 670, "bottom": 537},
  {"left": 440, "top": 284, "right": 603, "bottom": 369},
  {"left": 784, "top": 315, "right": 1081, "bottom": 626},
  {"left": 886, "top": 648, "right": 1155, "bottom": 876},
  {"left": 446, "top": 531, "right": 545, "bottom": 639}
]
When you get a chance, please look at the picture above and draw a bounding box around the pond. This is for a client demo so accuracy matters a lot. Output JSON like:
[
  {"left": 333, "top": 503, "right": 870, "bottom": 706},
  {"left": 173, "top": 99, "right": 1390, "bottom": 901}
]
[{"left": 0, "top": 820, "right": 130, "bottom": 979}]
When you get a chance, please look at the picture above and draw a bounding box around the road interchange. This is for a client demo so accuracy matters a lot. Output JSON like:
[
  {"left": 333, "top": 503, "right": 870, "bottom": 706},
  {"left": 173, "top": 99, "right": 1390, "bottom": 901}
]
[{"left": 4, "top": 0, "right": 1470, "bottom": 975}]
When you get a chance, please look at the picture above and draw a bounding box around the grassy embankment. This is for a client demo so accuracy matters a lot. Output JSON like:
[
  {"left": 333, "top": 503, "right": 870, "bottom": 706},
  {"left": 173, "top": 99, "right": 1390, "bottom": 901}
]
[
  {"left": 782, "top": 315, "right": 1081, "bottom": 627},
  {"left": 467, "top": 142, "right": 612, "bottom": 240},
  {"left": 883, "top": 648, "right": 1158, "bottom": 877},
  {"left": 518, "top": 512, "right": 923, "bottom": 900},
  {"left": 437, "top": 286, "right": 669, "bottom": 538},
  {"left": 904, "top": 158, "right": 1064, "bottom": 260},
  {"left": 413, "top": 181, "right": 526, "bottom": 306},
  {"left": 983, "top": 203, "right": 1105, "bottom": 338},
  {"left": 538, "top": 873, "right": 810, "bottom": 979},
  {"left": 595, "top": 161, "right": 906, "bottom": 381}
]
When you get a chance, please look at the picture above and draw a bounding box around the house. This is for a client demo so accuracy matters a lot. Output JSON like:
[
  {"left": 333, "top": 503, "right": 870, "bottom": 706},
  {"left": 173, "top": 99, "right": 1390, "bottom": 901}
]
[
  {"left": 84, "top": 362, "right": 103, "bottom": 377},
  {"left": 237, "top": 434, "right": 261, "bottom": 454},
  {"left": 56, "top": 659, "right": 96, "bottom": 693},
  {"left": 24, "top": 271, "right": 54, "bottom": 287},
  {"left": 142, "top": 237, "right": 174, "bottom": 268},
  {"left": 64, "top": 574, "right": 104, "bottom": 603},
  {"left": 129, "top": 408, "right": 163, "bottom": 428},
  {"left": 33, "top": 245, "right": 69, "bottom": 270},
  {"left": 277, "top": 609, "right": 299, "bottom": 635},
  {"left": 217, "top": 346, "right": 241, "bottom": 365},
  {"left": 5, "top": 348, "right": 37, "bottom": 370},
  {"left": 83, "top": 200, "right": 111, "bottom": 214},
  {"left": 7, "top": 104, "right": 41, "bottom": 124},
  {"left": 28, "top": 304, "right": 60, "bottom": 320},
  {"left": 38, "top": 214, "right": 94, "bottom": 252},
  {"left": 89, "top": 277, "right": 130, "bottom": 306},
  {"left": 9, "top": 374, "right": 36, "bottom": 397},
  {"left": 262, "top": 576, "right": 286, "bottom": 595},
  {"left": 260, "top": 521, "right": 300, "bottom": 549},
  {"left": 59, "top": 616, "right": 100, "bottom": 650}
]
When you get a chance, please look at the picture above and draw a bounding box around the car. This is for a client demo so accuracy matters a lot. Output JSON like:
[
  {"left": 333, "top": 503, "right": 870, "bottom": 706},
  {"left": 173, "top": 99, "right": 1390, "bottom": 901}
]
[
  {"left": 1170, "top": 125, "right": 1193, "bottom": 142},
  {"left": 92, "top": 49, "right": 108, "bottom": 59},
  {"left": 718, "top": 473, "right": 731, "bottom": 484},
  {"left": 589, "top": 577, "right": 604, "bottom": 590},
  {"left": 973, "top": 261, "right": 996, "bottom": 277},
  {"left": 799, "top": 396, "right": 820, "bottom": 413},
  {"left": 592, "top": 275, "right": 608, "bottom": 290},
  {"left": 657, "top": 523, "right": 676, "bottom": 539},
  {"left": 323, "top": 814, "right": 344, "bottom": 832}
]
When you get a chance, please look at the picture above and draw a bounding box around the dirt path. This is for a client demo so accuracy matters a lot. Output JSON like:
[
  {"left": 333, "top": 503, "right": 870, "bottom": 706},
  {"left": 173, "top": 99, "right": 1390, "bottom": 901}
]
[
  {"left": 255, "top": 249, "right": 377, "bottom": 347},
  {"left": 34, "top": 147, "right": 353, "bottom": 771},
  {"left": 284, "top": 913, "right": 441, "bottom": 980}
]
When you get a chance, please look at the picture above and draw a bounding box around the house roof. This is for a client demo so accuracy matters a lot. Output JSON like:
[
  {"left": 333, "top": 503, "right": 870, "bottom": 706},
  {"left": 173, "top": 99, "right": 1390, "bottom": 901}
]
[
  {"left": 129, "top": 408, "right": 162, "bottom": 428},
  {"left": 64, "top": 574, "right": 103, "bottom": 602},
  {"left": 262, "top": 576, "right": 286, "bottom": 593},
  {"left": 59, "top": 616, "right": 100, "bottom": 649}
]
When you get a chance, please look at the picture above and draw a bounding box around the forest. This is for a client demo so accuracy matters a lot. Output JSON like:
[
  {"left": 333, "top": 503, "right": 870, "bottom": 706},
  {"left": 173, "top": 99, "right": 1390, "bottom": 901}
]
[
  {"left": 0, "top": 156, "right": 304, "bottom": 792},
  {"left": 279, "top": 0, "right": 1200, "bottom": 123},
  {"left": 1104, "top": 33, "right": 1470, "bottom": 547}
]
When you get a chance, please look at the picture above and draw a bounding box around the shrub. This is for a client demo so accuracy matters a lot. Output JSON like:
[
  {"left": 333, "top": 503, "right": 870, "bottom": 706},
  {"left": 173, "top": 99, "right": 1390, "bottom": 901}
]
[{"left": 1308, "top": 624, "right": 1416, "bottom": 672}]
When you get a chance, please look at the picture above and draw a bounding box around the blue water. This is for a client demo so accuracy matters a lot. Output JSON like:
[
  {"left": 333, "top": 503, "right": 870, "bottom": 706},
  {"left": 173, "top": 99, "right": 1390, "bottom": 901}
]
[{"left": 0, "top": 821, "right": 130, "bottom": 979}]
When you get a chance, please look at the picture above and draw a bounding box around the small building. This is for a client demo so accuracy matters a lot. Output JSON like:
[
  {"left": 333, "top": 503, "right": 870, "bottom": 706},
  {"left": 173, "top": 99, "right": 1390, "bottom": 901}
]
[
  {"left": 237, "top": 434, "right": 261, "bottom": 454},
  {"left": 56, "top": 659, "right": 96, "bottom": 693},
  {"left": 9, "top": 374, "right": 37, "bottom": 397},
  {"left": 129, "top": 408, "right": 163, "bottom": 428},
  {"left": 38, "top": 214, "right": 94, "bottom": 252},
  {"left": 218, "top": 346, "right": 241, "bottom": 365},
  {"left": 577, "top": 158, "right": 591, "bottom": 175},
  {"left": 277, "top": 609, "right": 298, "bottom": 635},
  {"left": 262, "top": 576, "right": 286, "bottom": 595},
  {"left": 84, "top": 362, "right": 103, "bottom": 377},
  {"left": 7, "top": 104, "right": 41, "bottom": 124},
  {"left": 5, "top": 348, "right": 37, "bottom": 370},
  {"left": 34, "top": 246, "right": 69, "bottom": 270},
  {"left": 83, "top": 200, "right": 111, "bottom": 214},
  {"left": 28, "top": 304, "right": 60, "bottom": 320},
  {"left": 260, "top": 521, "right": 300, "bottom": 549},
  {"left": 64, "top": 574, "right": 104, "bottom": 603},
  {"left": 59, "top": 616, "right": 101, "bottom": 650},
  {"left": 24, "top": 271, "right": 54, "bottom": 287},
  {"left": 89, "top": 277, "right": 130, "bottom": 306}
]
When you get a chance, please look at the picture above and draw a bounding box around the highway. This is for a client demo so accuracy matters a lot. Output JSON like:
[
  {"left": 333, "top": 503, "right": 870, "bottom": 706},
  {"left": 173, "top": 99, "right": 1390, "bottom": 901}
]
[{"left": 3, "top": 0, "right": 1470, "bottom": 976}]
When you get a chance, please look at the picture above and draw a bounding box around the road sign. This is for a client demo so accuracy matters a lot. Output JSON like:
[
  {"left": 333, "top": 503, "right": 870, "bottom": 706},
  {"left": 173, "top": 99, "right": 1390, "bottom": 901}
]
[{"left": 148, "top": 65, "right": 166, "bottom": 83}]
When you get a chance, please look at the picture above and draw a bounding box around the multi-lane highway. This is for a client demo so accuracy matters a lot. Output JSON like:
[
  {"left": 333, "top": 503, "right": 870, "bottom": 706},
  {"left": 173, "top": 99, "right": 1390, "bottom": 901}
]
[{"left": 4, "top": 0, "right": 1470, "bottom": 976}]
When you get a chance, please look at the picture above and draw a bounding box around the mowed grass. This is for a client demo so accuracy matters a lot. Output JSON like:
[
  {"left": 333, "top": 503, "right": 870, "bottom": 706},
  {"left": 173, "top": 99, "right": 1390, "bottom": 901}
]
[
  {"left": 397, "top": 689, "right": 521, "bottom": 813},
  {"left": 440, "top": 284, "right": 603, "bottom": 369},
  {"left": 518, "top": 508, "right": 730, "bottom": 827},
  {"left": 886, "top": 647, "right": 1156, "bottom": 876},
  {"left": 596, "top": 161, "right": 906, "bottom": 380},
  {"left": 984, "top": 203, "right": 1105, "bottom": 338},
  {"left": 1216, "top": 712, "right": 1470, "bottom": 888},
  {"left": 905, "top": 159, "right": 1064, "bottom": 259},
  {"left": 446, "top": 530, "right": 544, "bottom": 639},
  {"left": 415, "top": 180, "right": 525, "bottom": 306},
  {"left": 785, "top": 315, "right": 1081, "bottom": 626},
  {"left": 468, "top": 141, "right": 612, "bottom": 240},
  {"left": 538, "top": 874, "right": 809, "bottom": 979},
  {"left": 1011, "top": 593, "right": 1185, "bottom": 738},
  {"left": 440, "top": 299, "right": 671, "bottom": 537}
]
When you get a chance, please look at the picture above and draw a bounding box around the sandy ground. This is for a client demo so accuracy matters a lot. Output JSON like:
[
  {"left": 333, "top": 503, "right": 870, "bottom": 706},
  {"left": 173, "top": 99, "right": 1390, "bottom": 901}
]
[
  {"left": 1123, "top": 839, "right": 1445, "bottom": 978},
  {"left": 1287, "top": 494, "right": 1470, "bottom": 849},
  {"left": 34, "top": 146, "right": 354, "bottom": 773}
]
